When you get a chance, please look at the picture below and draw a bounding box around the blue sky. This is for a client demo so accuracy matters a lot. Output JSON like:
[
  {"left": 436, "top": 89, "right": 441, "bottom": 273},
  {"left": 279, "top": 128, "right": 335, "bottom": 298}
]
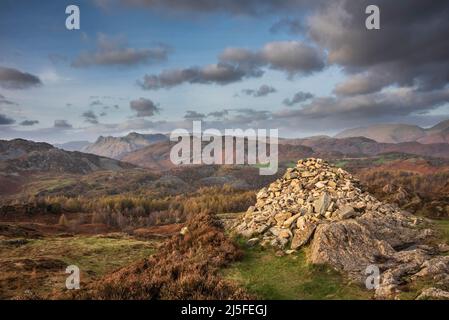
[{"left": 0, "top": 0, "right": 448, "bottom": 143}]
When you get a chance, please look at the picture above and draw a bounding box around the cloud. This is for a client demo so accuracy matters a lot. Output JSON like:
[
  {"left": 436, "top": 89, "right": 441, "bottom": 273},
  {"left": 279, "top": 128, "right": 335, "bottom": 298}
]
[
  {"left": 54, "top": 120, "right": 73, "bottom": 129},
  {"left": 0, "top": 66, "right": 42, "bottom": 89},
  {"left": 130, "top": 98, "right": 161, "bottom": 117},
  {"left": 20, "top": 120, "right": 39, "bottom": 126},
  {"left": 72, "top": 33, "right": 172, "bottom": 68},
  {"left": 139, "top": 62, "right": 251, "bottom": 90},
  {"left": 0, "top": 114, "right": 15, "bottom": 125},
  {"left": 140, "top": 41, "right": 325, "bottom": 90},
  {"left": 208, "top": 110, "right": 229, "bottom": 118},
  {"left": 90, "top": 100, "right": 103, "bottom": 107},
  {"left": 184, "top": 110, "right": 206, "bottom": 120},
  {"left": 220, "top": 41, "right": 326, "bottom": 77},
  {"left": 283, "top": 91, "right": 314, "bottom": 106},
  {"left": 119, "top": 0, "right": 324, "bottom": 16},
  {"left": 82, "top": 111, "right": 99, "bottom": 124},
  {"left": 241, "top": 84, "right": 276, "bottom": 97},
  {"left": 0, "top": 94, "right": 17, "bottom": 105},
  {"left": 308, "top": 1, "right": 449, "bottom": 94},
  {"left": 275, "top": 88, "right": 449, "bottom": 122}
]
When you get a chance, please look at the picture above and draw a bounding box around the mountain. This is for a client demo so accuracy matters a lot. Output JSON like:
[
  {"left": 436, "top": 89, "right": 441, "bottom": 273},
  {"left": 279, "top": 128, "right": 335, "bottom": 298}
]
[
  {"left": 283, "top": 136, "right": 449, "bottom": 158},
  {"left": 335, "top": 119, "right": 449, "bottom": 144},
  {"left": 82, "top": 132, "right": 168, "bottom": 159},
  {"left": 122, "top": 138, "right": 323, "bottom": 170},
  {"left": 54, "top": 140, "right": 90, "bottom": 152},
  {"left": 0, "top": 139, "right": 134, "bottom": 174}
]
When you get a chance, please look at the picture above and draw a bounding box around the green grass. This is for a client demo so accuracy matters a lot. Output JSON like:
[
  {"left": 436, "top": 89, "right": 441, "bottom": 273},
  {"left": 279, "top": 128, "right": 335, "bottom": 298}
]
[
  {"left": 26, "top": 177, "right": 77, "bottom": 194},
  {"left": 30, "top": 236, "right": 155, "bottom": 274},
  {"left": 1, "top": 235, "right": 156, "bottom": 275},
  {"left": 223, "top": 245, "right": 373, "bottom": 300},
  {"left": 333, "top": 160, "right": 349, "bottom": 168}
]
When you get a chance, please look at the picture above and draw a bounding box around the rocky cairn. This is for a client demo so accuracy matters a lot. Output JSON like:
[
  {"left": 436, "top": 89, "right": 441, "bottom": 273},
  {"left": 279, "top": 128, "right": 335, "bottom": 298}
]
[
  {"left": 235, "top": 158, "right": 394, "bottom": 249},
  {"left": 233, "top": 158, "right": 449, "bottom": 299}
]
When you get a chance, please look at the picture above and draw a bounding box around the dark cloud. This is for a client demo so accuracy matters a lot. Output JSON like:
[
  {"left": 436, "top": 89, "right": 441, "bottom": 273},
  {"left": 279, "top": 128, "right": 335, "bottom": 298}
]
[
  {"left": 20, "top": 120, "right": 39, "bottom": 126},
  {"left": 0, "top": 114, "right": 15, "bottom": 125},
  {"left": 139, "top": 62, "right": 251, "bottom": 90},
  {"left": 0, "top": 66, "right": 42, "bottom": 89},
  {"left": 283, "top": 91, "right": 314, "bottom": 106},
  {"left": 275, "top": 88, "right": 449, "bottom": 122},
  {"left": 242, "top": 84, "right": 276, "bottom": 97},
  {"left": 184, "top": 110, "right": 206, "bottom": 120},
  {"left": 140, "top": 41, "right": 325, "bottom": 90},
  {"left": 82, "top": 111, "right": 99, "bottom": 124},
  {"left": 54, "top": 120, "right": 73, "bottom": 129},
  {"left": 208, "top": 110, "right": 229, "bottom": 119},
  {"left": 72, "top": 33, "right": 172, "bottom": 68},
  {"left": 130, "top": 98, "right": 161, "bottom": 117},
  {"left": 309, "top": 0, "right": 449, "bottom": 95},
  {"left": 220, "top": 41, "right": 326, "bottom": 78},
  {"left": 100, "top": 112, "right": 107, "bottom": 117},
  {"left": 119, "top": 0, "right": 323, "bottom": 15}
]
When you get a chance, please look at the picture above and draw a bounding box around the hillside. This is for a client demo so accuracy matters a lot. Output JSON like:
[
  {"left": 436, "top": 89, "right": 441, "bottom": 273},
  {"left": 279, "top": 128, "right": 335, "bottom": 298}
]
[
  {"left": 121, "top": 139, "right": 318, "bottom": 170},
  {"left": 335, "top": 119, "right": 449, "bottom": 144},
  {"left": 234, "top": 158, "right": 449, "bottom": 299},
  {"left": 82, "top": 132, "right": 168, "bottom": 159},
  {"left": 0, "top": 139, "right": 135, "bottom": 175}
]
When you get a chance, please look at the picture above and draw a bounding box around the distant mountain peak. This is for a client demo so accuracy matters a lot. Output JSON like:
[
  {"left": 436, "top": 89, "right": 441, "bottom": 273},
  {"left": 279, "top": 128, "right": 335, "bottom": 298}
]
[
  {"left": 335, "top": 119, "right": 449, "bottom": 144},
  {"left": 82, "top": 132, "right": 169, "bottom": 160}
]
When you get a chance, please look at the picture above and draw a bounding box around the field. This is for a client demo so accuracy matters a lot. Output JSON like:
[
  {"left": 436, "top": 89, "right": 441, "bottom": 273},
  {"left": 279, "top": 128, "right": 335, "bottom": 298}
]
[
  {"left": 0, "top": 231, "right": 157, "bottom": 299},
  {"left": 223, "top": 244, "right": 373, "bottom": 300}
]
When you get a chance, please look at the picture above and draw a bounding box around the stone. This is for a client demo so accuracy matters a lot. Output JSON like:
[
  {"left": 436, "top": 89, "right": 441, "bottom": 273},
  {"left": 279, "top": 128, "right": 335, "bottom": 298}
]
[
  {"left": 314, "top": 192, "right": 330, "bottom": 216},
  {"left": 278, "top": 229, "right": 292, "bottom": 239},
  {"left": 291, "top": 221, "right": 317, "bottom": 250},
  {"left": 274, "top": 212, "right": 292, "bottom": 225},
  {"left": 247, "top": 238, "right": 259, "bottom": 246},
  {"left": 180, "top": 226, "right": 189, "bottom": 235},
  {"left": 283, "top": 213, "right": 302, "bottom": 228},
  {"left": 296, "top": 216, "right": 306, "bottom": 229},
  {"left": 416, "top": 288, "right": 449, "bottom": 300},
  {"left": 337, "top": 206, "right": 356, "bottom": 219}
]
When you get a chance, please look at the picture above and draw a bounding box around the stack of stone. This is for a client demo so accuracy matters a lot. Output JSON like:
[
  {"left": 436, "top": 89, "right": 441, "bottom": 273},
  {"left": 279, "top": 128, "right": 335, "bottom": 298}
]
[{"left": 234, "top": 158, "right": 399, "bottom": 250}]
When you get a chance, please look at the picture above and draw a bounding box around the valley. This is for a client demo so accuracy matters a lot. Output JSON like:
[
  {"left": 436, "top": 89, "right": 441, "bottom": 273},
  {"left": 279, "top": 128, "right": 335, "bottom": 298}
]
[{"left": 1, "top": 120, "right": 449, "bottom": 300}]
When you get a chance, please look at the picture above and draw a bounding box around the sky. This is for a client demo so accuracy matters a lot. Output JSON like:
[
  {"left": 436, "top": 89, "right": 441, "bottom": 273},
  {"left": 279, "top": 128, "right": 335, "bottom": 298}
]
[{"left": 0, "top": 0, "right": 448, "bottom": 143}]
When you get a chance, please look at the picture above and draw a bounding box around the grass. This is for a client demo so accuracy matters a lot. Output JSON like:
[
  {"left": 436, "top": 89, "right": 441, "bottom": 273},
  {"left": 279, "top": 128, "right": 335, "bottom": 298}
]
[
  {"left": 432, "top": 219, "right": 449, "bottom": 244},
  {"left": 0, "top": 234, "right": 157, "bottom": 299},
  {"left": 333, "top": 160, "right": 349, "bottom": 168},
  {"left": 223, "top": 244, "right": 373, "bottom": 300}
]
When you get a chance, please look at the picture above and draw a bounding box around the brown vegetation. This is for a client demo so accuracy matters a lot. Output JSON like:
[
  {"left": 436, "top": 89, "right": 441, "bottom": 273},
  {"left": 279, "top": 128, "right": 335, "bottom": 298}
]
[{"left": 77, "top": 210, "right": 251, "bottom": 299}]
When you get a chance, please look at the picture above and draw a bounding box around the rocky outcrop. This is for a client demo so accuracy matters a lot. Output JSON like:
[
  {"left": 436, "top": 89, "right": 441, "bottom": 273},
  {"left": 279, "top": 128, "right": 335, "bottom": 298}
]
[{"left": 233, "top": 158, "right": 449, "bottom": 299}]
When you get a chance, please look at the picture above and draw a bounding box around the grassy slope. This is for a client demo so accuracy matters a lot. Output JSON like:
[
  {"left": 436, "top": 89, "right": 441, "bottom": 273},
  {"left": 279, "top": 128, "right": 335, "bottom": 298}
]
[
  {"left": 0, "top": 235, "right": 156, "bottom": 299},
  {"left": 223, "top": 244, "right": 373, "bottom": 300}
]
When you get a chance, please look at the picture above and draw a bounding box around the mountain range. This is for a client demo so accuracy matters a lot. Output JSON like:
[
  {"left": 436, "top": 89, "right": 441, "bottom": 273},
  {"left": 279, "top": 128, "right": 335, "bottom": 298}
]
[
  {"left": 81, "top": 132, "right": 168, "bottom": 159},
  {"left": 335, "top": 119, "right": 449, "bottom": 143}
]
